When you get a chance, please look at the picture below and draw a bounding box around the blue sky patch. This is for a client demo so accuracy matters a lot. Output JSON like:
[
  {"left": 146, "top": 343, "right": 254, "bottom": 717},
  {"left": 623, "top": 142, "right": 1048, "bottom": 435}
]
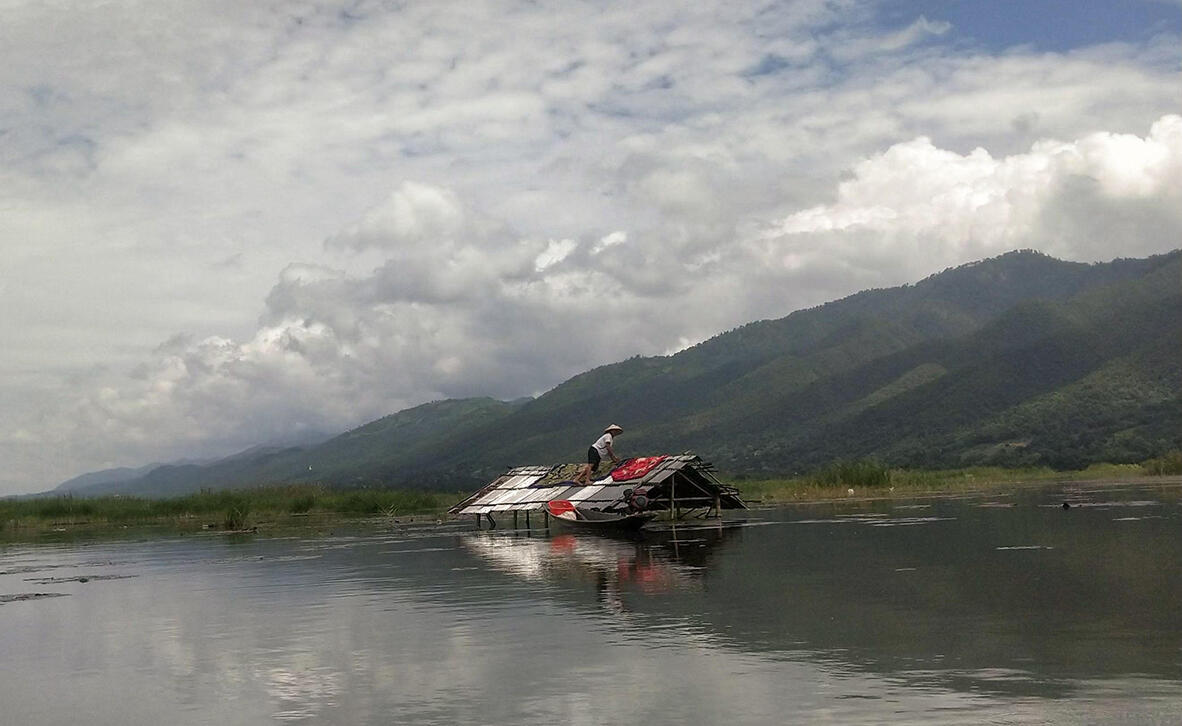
[{"left": 883, "top": 0, "right": 1180, "bottom": 52}]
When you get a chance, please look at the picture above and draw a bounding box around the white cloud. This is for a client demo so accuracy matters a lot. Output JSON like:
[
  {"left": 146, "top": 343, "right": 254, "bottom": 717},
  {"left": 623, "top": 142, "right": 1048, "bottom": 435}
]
[
  {"left": 326, "top": 183, "right": 470, "bottom": 253},
  {"left": 35, "top": 115, "right": 1179, "bottom": 485},
  {"left": 0, "top": 1, "right": 1178, "bottom": 492},
  {"left": 763, "top": 115, "right": 1182, "bottom": 276},
  {"left": 592, "top": 231, "right": 629, "bottom": 255},
  {"left": 534, "top": 239, "right": 578, "bottom": 272}
]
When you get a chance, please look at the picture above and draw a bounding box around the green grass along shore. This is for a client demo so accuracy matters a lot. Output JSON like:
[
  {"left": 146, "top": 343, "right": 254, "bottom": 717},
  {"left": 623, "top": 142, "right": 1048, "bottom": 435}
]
[
  {"left": 0, "top": 487, "right": 463, "bottom": 537},
  {"left": 738, "top": 453, "right": 1181, "bottom": 504},
  {"left": 4, "top": 451, "right": 1180, "bottom": 538}
]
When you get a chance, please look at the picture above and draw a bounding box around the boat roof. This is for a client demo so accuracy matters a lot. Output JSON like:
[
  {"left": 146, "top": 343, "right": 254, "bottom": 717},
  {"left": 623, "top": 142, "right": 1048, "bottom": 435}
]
[{"left": 448, "top": 454, "right": 746, "bottom": 516}]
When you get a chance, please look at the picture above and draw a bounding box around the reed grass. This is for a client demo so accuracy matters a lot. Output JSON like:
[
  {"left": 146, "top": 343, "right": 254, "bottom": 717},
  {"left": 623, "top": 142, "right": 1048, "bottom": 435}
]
[
  {"left": 1142, "top": 450, "right": 1182, "bottom": 476},
  {"left": 735, "top": 459, "right": 1164, "bottom": 504},
  {"left": 0, "top": 484, "right": 461, "bottom": 532}
]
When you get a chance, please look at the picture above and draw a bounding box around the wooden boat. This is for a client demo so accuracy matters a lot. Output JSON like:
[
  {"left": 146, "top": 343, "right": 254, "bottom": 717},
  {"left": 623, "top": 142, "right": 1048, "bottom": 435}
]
[{"left": 546, "top": 499, "right": 655, "bottom": 532}]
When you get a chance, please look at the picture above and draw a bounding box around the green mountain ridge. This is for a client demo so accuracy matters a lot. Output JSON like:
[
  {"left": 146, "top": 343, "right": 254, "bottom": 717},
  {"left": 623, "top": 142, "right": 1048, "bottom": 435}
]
[{"left": 59, "top": 249, "right": 1182, "bottom": 497}]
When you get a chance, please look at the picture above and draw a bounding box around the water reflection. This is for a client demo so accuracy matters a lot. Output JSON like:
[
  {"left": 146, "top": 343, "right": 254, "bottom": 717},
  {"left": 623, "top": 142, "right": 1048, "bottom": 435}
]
[
  {"left": 458, "top": 490, "right": 1182, "bottom": 702},
  {"left": 467, "top": 524, "right": 734, "bottom": 582},
  {"left": 1, "top": 483, "right": 1180, "bottom": 724},
  {"left": 464, "top": 523, "right": 741, "bottom": 619}
]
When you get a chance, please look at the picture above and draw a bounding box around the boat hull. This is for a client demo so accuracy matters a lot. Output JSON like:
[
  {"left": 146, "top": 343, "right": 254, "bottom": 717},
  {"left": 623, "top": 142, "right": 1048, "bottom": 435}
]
[{"left": 546, "top": 501, "right": 656, "bottom": 533}]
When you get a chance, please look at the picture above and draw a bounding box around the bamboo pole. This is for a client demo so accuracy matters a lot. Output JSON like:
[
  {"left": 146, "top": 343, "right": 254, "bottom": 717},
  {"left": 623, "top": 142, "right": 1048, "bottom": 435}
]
[{"left": 671, "top": 474, "right": 678, "bottom": 525}]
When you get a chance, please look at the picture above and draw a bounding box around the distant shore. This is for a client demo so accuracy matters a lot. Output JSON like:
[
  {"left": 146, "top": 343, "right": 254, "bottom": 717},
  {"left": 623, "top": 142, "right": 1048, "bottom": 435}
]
[
  {"left": 740, "top": 470, "right": 1182, "bottom": 508},
  {"left": 4, "top": 460, "right": 1181, "bottom": 542},
  {"left": 735, "top": 461, "right": 1182, "bottom": 505},
  {"left": 0, "top": 486, "right": 462, "bottom": 543}
]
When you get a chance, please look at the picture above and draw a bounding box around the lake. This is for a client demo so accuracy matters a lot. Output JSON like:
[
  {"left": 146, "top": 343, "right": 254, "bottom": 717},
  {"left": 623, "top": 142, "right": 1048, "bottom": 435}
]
[{"left": 2, "top": 481, "right": 1180, "bottom": 724}]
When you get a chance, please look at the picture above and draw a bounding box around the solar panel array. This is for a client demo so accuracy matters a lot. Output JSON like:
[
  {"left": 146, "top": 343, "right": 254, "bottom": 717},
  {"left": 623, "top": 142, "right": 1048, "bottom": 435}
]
[
  {"left": 454, "top": 474, "right": 637, "bottom": 515},
  {"left": 449, "top": 455, "right": 704, "bottom": 516}
]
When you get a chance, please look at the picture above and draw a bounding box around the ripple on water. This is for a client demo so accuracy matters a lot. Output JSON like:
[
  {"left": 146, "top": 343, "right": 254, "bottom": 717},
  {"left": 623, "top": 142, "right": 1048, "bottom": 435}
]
[
  {"left": 787, "top": 515, "right": 954, "bottom": 527},
  {"left": 871, "top": 517, "right": 955, "bottom": 527},
  {"left": 3, "top": 486, "right": 1181, "bottom": 725}
]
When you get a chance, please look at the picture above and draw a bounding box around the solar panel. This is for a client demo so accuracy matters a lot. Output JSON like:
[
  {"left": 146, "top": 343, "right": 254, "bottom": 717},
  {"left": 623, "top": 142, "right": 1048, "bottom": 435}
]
[
  {"left": 448, "top": 454, "right": 746, "bottom": 515},
  {"left": 567, "top": 485, "right": 603, "bottom": 502}
]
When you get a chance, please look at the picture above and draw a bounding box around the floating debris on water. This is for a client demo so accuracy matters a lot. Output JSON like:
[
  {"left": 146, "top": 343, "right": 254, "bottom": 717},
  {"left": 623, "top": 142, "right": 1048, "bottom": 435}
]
[
  {"left": 0, "top": 592, "right": 69, "bottom": 604},
  {"left": 995, "top": 545, "right": 1054, "bottom": 551},
  {"left": 1040, "top": 500, "right": 1159, "bottom": 509},
  {"left": 0, "top": 560, "right": 127, "bottom": 577},
  {"left": 0, "top": 565, "right": 58, "bottom": 575},
  {"left": 24, "top": 574, "right": 138, "bottom": 585}
]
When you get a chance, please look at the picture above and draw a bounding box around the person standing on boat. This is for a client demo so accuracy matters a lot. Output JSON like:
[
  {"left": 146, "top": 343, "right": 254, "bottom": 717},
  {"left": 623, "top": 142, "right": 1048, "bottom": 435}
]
[{"left": 576, "top": 424, "right": 623, "bottom": 484}]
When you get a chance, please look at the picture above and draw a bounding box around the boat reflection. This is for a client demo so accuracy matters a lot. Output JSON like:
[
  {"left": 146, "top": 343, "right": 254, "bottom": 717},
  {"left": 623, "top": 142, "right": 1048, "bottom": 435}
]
[{"left": 462, "top": 523, "right": 742, "bottom": 610}]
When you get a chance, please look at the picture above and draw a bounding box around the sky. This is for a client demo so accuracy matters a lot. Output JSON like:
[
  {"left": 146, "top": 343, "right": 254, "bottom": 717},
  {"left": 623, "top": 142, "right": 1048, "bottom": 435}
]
[{"left": 1, "top": 0, "right": 1179, "bottom": 495}]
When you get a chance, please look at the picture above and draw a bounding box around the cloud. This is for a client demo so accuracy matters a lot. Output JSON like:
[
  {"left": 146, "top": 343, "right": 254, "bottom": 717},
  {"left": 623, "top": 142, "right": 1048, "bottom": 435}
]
[
  {"left": 1, "top": 1, "right": 1179, "bottom": 492},
  {"left": 35, "top": 115, "right": 1178, "bottom": 482},
  {"left": 761, "top": 115, "right": 1182, "bottom": 278},
  {"left": 828, "top": 14, "right": 952, "bottom": 59},
  {"left": 326, "top": 183, "right": 469, "bottom": 253}
]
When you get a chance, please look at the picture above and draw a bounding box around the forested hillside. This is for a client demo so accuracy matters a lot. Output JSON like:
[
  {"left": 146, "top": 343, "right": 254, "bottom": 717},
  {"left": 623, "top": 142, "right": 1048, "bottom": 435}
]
[{"left": 61, "top": 250, "right": 1181, "bottom": 496}]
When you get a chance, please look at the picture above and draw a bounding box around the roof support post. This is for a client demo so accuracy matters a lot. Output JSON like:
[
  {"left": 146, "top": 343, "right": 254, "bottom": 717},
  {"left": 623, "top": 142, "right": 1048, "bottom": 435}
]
[{"left": 672, "top": 473, "right": 679, "bottom": 522}]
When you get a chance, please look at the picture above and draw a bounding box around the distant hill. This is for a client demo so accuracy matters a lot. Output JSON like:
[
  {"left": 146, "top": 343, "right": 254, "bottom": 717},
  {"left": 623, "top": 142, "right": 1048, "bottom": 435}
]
[
  {"left": 59, "top": 249, "right": 1181, "bottom": 497},
  {"left": 64, "top": 397, "right": 526, "bottom": 498},
  {"left": 54, "top": 464, "right": 161, "bottom": 493},
  {"left": 415, "top": 249, "right": 1180, "bottom": 478}
]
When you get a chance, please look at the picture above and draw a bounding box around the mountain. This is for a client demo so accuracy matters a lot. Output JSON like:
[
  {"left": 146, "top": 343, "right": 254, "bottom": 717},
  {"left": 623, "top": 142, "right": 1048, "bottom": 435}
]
[
  {"left": 64, "top": 397, "right": 527, "bottom": 498},
  {"left": 416, "top": 249, "right": 1179, "bottom": 477},
  {"left": 54, "top": 464, "right": 161, "bottom": 493},
  {"left": 60, "top": 249, "right": 1182, "bottom": 497}
]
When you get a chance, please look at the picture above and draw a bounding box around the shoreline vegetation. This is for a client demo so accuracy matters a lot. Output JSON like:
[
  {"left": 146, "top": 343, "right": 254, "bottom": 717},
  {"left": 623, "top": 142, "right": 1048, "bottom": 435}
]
[
  {"left": 3, "top": 452, "right": 1180, "bottom": 541},
  {"left": 0, "top": 487, "right": 463, "bottom": 541},
  {"left": 737, "top": 454, "right": 1182, "bottom": 504}
]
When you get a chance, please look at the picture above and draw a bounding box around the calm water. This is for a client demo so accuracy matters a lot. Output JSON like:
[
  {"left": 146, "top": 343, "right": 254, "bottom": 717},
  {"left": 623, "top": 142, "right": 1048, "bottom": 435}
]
[{"left": 3, "top": 482, "right": 1180, "bottom": 725}]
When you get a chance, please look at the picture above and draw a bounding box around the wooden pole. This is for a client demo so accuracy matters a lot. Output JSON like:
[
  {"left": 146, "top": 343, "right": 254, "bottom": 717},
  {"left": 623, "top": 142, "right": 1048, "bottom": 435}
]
[{"left": 671, "top": 475, "right": 678, "bottom": 525}]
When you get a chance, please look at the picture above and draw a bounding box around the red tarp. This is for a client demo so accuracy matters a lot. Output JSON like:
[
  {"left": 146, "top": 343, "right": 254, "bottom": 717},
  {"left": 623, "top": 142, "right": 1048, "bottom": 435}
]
[{"left": 611, "top": 455, "right": 668, "bottom": 482}]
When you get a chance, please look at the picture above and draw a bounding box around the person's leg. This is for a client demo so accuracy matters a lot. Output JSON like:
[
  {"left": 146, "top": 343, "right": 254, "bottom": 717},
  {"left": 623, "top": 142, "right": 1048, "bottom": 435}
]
[{"left": 578, "top": 446, "right": 600, "bottom": 484}]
